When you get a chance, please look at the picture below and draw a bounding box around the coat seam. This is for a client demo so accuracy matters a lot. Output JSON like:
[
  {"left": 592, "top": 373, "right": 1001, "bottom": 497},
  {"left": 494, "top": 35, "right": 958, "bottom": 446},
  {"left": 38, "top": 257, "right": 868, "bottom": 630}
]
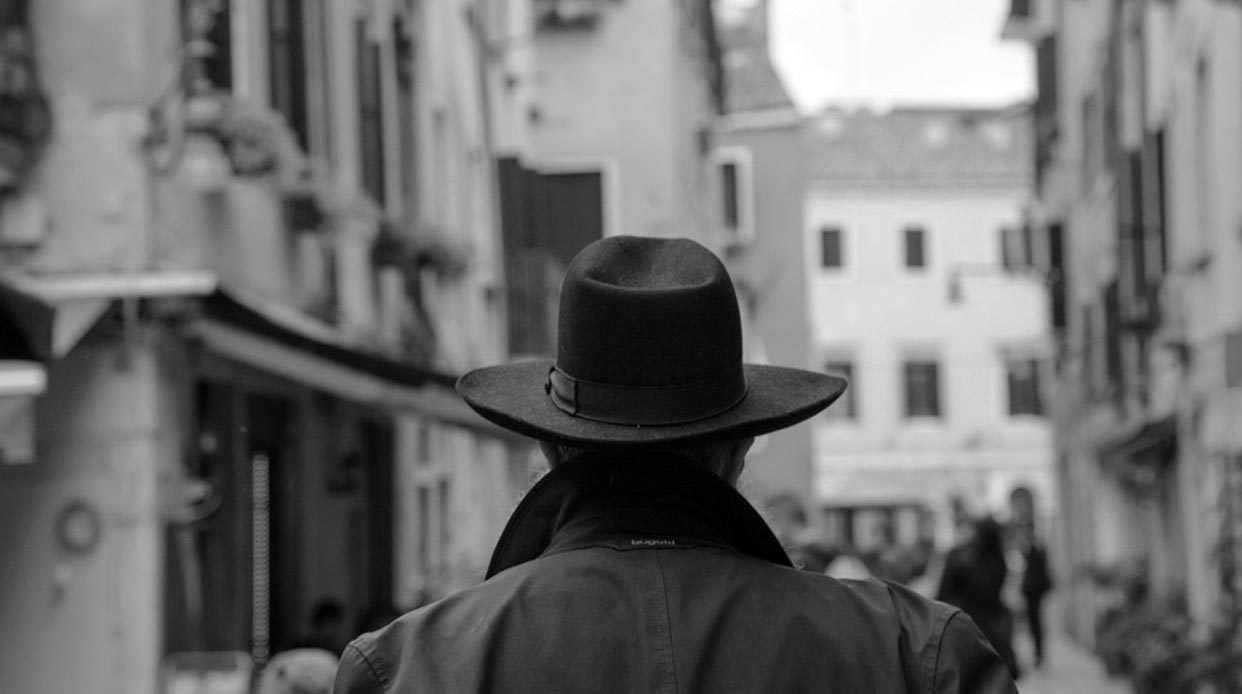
[
  {"left": 653, "top": 552, "right": 681, "bottom": 694},
  {"left": 346, "top": 642, "right": 390, "bottom": 691},
  {"left": 927, "top": 608, "right": 961, "bottom": 692}
]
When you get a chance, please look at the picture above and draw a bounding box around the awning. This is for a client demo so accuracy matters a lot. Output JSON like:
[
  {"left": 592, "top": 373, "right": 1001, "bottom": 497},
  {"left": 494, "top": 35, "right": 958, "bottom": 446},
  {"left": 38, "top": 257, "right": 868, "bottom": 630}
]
[
  {"left": 0, "top": 270, "right": 516, "bottom": 438},
  {"left": 194, "top": 288, "right": 521, "bottom": 440},
  {"left": 0, "top": 269, "right": 219, "bottom": 363}
]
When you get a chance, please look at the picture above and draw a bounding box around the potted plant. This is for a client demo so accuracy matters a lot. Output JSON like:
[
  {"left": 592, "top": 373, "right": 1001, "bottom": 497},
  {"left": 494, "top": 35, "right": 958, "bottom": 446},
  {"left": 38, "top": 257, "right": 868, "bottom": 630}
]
[
  {"left": 216, "top": 99, "right": 302, "bottom": 179},
  {"left": 0, "top": 13, "right": 52, "bottom": 192},
  {"left": 370, "top": 219, "right": 471, "bottom": 281}
]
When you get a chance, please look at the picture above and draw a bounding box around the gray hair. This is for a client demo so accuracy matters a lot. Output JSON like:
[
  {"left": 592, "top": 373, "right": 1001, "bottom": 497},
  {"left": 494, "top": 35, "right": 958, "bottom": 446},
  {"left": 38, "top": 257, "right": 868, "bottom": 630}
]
[{"left": 544, "top": 441, "right": 739, "bottom": 478}]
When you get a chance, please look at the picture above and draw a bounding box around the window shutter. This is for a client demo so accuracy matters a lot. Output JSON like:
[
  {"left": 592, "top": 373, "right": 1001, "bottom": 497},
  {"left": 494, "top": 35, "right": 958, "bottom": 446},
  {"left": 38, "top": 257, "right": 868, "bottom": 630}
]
[
  {"left": 720, "top": 161, "right": 739, "bottom": 231},
  {"left": 821, "top": 228, "right": 843, "bottom": 269},
  {"left": 357, "top": 18, "right": 386, "bottom": 205},
  {"left": 1007, "top": 358, "right": 1044, "bottom": 416},
  {"left": 904, "top": 227, "right": 926, "bottom": 268},
  {"left": 269, "top": 0, "right": 309, "bottom": 150},
  {"left": 904, "top": 361, "right": 940, "bottom": 418}
]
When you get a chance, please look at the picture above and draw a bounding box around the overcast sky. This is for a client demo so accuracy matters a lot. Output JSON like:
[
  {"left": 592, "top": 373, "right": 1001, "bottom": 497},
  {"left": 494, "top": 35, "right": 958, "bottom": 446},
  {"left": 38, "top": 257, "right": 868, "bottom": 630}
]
[{"left": 749, "top": 0, "right": 1034, "bottom": 112}]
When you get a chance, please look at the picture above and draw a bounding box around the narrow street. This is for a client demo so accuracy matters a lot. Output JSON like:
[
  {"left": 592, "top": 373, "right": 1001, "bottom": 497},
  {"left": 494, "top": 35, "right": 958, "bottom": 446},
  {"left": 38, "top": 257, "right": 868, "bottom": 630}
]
[{"left": 1012, "top": 606, "right": 1131, "bottom": 694}]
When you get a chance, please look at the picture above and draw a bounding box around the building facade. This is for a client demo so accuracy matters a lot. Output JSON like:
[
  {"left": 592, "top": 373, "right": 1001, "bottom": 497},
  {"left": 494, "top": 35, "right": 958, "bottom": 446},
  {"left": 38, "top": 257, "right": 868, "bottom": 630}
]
[
  {"left": 1008, "top": 0, "right": 1242, "bottom": 647},
  {"left": 804, "top": 106, "right": 1055, "bottom": 556},
  {"left": 0, "top": 1, "right": 532, "bottom": 692},
  {"left": 713, "top": 0, "right": 816, "bottom": 507}
]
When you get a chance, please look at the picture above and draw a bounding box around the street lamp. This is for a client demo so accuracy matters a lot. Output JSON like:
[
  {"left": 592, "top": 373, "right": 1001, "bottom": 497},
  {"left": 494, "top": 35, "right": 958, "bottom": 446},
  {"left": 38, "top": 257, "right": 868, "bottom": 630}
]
[{"left": 946, "top": 263, "right": 1047, "bottom": 304}]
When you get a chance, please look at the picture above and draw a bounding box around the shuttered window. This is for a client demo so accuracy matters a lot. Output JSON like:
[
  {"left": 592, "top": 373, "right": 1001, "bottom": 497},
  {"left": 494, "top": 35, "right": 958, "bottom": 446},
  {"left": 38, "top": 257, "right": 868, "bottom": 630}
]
[
  {"left": 821, "top": 227, "right": 843, "bottom": 269},
  {"left": 903, "top": 360, "right": 941, "bottom": 418}
]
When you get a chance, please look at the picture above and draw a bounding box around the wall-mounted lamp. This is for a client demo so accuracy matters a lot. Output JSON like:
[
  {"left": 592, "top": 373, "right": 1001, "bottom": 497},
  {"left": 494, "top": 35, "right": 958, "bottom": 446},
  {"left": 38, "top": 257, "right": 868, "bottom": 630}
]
[
  {"left": 946, "top": 263, "right": 1047, "bottom": 304},
  {"left": 142, "top": 0, "right": 231, "bottom": 194}
]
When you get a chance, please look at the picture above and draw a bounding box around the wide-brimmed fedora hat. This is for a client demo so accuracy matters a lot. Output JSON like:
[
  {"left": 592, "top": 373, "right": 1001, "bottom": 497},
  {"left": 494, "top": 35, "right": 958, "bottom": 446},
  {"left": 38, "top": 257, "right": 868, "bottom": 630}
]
[{"left": 457, "top": 236, "right": 847, "bottom": 447}]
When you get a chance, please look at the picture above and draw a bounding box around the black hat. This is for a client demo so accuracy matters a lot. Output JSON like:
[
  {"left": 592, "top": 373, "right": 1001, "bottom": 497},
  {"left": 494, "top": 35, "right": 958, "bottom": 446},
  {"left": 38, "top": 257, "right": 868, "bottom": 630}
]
[{"left": 457, "top": 236, "right": 846, "bottom": 447}]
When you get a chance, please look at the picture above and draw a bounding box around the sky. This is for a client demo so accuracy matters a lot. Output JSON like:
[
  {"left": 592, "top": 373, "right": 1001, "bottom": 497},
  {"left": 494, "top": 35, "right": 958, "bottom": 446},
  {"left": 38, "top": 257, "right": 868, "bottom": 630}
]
[{"left": 734, "top": 0, "right": 1034, "bottom": 112}]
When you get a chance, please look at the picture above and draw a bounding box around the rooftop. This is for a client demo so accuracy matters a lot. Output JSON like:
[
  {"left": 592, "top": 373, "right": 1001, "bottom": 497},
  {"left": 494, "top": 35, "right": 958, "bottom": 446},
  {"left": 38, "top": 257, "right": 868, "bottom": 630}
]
[
  {"left": 718, "top": 5, "right": 795, "bottom": 114},
  {"left": 806, "top": 105, "right": 1033, "bottom": 186}
]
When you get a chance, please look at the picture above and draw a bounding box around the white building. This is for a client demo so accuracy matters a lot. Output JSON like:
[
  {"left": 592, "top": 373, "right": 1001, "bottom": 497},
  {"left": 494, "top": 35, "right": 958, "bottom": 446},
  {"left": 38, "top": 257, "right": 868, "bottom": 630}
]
[
  {"left": 1005, "top": 0, "right": 1242, "bottom": 647},
  {"left": 804, "top": 106, "right": 1055, "bottom": 552}
]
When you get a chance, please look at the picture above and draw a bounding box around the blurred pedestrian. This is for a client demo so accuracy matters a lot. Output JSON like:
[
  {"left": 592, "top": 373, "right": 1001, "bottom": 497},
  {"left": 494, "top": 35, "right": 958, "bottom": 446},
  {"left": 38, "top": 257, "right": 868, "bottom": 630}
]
[
  {"left": 259, "top": 648, "right": 338, "bottom": 694},
  {"left": 825, "top": 551, "right": 873, "bottom": 580},
  {"left": 297, "top": 598, "right": 349, "bottom": 657},
  {"left": 937, "top": 516, "right": 1021, "bottom": 680},
  {"left": 334, "top": 236, "right": 1016, "bottom": 693},
  {"left": 1017, "top": 531, "right": 1053, "bottom": 668}
]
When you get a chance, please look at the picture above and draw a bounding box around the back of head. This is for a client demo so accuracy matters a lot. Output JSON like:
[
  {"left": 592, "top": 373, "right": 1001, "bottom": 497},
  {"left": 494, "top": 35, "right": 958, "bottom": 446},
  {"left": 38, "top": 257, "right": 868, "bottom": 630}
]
[{"left": 972, "top": 516, "right": 1005, "bottom": 559}]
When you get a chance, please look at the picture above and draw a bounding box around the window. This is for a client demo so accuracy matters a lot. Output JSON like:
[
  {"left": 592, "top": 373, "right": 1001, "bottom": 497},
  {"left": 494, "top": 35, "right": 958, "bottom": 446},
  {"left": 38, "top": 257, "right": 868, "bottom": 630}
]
[
  {"left": 1006, "top": 358, "right": 1044, "bottom": 416},
  {"left": 823, "top": 361, "right": 856, "bottom": 420},
  {"left": 395, "top": 13, "right": 417, "bottom": 209},
  {"left": 1000, "top": 224, "right": 1034, "bottom": 270},
  {"left": 533, "top": 169, "right": 606, "bottom": 269},
  {"left": 357, "top": 17, "right": 386, "bottom": 205},
  {"left": 269, "top": 0, "right": 309, "bottom": 150},
  {"left": 721, "top": 162, "right": 740, "bottom": 229},
  {"left": 903, "top": 360, "right": 941, "bottom": 418},
  {"left": 183, "top": 0, "right": 233, "bottom": 91},
  {"left": 713, "top": 148, "right": 753, "bottom": 245},
  {"left": 820, "top": 227, "right": 844, "bottom": 269},
  {"left": 904, "top": 226, "right": 927, "bottom": 269},
  {"left": 265, "top": 0, "right": 332, "bottom": 162}
]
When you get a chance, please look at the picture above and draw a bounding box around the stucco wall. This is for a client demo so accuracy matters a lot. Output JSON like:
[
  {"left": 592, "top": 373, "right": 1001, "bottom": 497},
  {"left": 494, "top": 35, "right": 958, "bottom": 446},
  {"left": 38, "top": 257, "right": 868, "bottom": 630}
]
[
  {"left": 533, "top": 2, "right": 709, "bottom": 241},
  {"left": 8, "top": 0, "right": 172, "bottom": 272},
  {"left": 0, "top": 327, "right": 184, "bottom": 694},
  {"left": 718, "top": 120, "right": 815, "bottom": 504},
  {"left": 805, "top": 185, "right": 1053, "bottom": 531}
]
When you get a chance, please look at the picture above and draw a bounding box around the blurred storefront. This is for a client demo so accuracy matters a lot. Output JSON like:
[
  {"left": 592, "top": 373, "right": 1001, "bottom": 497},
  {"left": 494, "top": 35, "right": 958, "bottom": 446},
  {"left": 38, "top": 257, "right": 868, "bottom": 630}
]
[
  {"left": 0, "top": 0, "right": 533, "bottom": 692},
  {"left": 1010, "top": 0, "right": 1242, "bottom": 654}
]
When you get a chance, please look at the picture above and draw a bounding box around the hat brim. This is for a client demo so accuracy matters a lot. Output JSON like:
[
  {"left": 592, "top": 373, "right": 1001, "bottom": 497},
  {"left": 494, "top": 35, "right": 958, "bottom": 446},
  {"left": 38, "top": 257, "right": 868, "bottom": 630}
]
[{"left": 456, "top": 361, "right": 847, "bottom": 448}]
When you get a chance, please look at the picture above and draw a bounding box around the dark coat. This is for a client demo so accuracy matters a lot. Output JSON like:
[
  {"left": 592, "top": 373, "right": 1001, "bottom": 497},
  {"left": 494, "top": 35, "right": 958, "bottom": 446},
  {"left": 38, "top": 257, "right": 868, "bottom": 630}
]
[
  {"left": 334, "top": 454, "right": 1016, "bottom": 694},
  {"left": 1020, "top": 543, "right": 1052, "bottom": 598},
  {"left": 936, "top": 543, "right": 1018, "bottom": 680}
]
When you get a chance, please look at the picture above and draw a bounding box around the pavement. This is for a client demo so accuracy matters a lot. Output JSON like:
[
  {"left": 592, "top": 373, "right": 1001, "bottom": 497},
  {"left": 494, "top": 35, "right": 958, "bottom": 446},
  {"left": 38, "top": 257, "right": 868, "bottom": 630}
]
[{"left": 1012, "top": 628, "right": 1132, "bottom": 694}]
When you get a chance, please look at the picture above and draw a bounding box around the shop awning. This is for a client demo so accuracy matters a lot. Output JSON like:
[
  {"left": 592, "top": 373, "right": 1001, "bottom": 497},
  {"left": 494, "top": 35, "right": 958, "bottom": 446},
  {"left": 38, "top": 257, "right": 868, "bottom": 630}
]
[
  {"left": 0, "top": 270, "right": 515, "bottom": 438},
  {"left": 1, "top": 269, "right": 219, "bottom": 358},
  {"left": 0, "top": 270, "right": 219, "bottom": 393},
  {"left": 194, "top": 288, "right": 520, "bottom": 440}
]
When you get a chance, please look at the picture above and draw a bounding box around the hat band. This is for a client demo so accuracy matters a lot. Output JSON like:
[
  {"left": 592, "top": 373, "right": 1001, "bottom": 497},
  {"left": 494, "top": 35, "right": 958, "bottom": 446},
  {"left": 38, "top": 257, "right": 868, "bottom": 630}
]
[{"left": 546, "top": 366, "right": 748, "bottom": 426}]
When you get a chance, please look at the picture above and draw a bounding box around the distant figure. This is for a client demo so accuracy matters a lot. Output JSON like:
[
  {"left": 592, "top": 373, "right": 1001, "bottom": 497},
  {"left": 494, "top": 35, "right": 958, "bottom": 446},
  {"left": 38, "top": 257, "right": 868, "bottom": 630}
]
[
  {"left": 299, "top": 598, "right": 349, "bottom": 657},
  {"left": 259, "top": 648, "right": 338, "bottom": 694},
  {"left": 937, "top": 516, "right": 1021, "bottom": 680},
  {"left": 1018, "top": 533, "right": 1053, "bottom": 668},
  {"left": 1008, "top": 485, "right": 1052, "bottom": 668},
  {"left": 824, "top": 552, "right": 872, "bottom": 580}
]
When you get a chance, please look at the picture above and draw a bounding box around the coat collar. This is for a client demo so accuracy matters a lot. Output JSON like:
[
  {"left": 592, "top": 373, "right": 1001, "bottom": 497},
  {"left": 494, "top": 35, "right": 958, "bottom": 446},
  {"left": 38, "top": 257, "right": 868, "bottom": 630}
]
[{"left": 486, "top": 452, "right": 793, "bottom": 578}]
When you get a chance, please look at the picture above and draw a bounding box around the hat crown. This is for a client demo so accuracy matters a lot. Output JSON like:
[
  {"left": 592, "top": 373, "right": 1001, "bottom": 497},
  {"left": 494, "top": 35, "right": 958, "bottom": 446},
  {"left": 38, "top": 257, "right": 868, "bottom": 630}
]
[{"left": 556, "top": 236, "right": 743, "bottom": 388}]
